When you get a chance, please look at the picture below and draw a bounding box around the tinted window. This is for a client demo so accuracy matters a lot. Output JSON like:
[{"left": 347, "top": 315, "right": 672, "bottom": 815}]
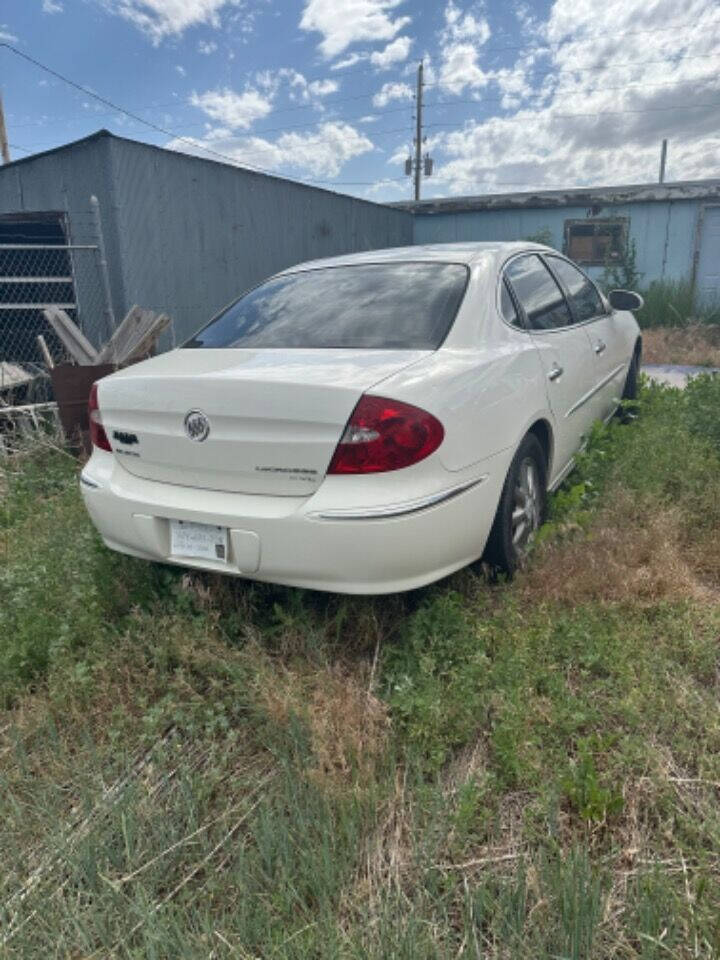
[
  {"left": 184, "top": 262, "right": 469, "bottom": 350},
  {"left": 500, "top": 280, "right": 522, "bottom": 328},
  {"left": 549, "top": 257, "right": 605, "bottom": 323},
  {"left": 505, "top": 255, "right": 572, "bottom": 331}
]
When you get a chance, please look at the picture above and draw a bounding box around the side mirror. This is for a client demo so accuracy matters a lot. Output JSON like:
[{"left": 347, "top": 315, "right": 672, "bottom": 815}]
[{"left": 608, "top": 289, "right": 644, "bottom": 311}]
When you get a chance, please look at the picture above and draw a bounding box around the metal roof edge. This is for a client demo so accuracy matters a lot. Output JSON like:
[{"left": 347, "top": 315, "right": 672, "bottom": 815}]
[
  {"left": 392, "top": 180, "right": 720, "bottom": 214},
  {"left": 1, "top": 129, "right": 411, "bottom": 216}
]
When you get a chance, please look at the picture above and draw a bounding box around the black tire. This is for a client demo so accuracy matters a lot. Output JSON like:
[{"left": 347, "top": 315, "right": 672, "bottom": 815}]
[
  {"left": 484, "top": 433, "right": 548, "bottom": 575},
  {"left": 622, "top": 348, "right": 640, "bottom": 400}
]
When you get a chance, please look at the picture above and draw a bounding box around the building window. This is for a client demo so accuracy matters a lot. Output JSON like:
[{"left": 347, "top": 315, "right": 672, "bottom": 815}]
[{"left": 564, "top": 219, "right": 628, "bottom": 266}]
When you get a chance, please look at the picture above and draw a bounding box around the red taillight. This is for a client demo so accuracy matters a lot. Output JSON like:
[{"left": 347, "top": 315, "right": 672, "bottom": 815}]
[
  {"left": 88, "top": 382, "right": 112, "bottom": 452},
  {"left": 328, "top": 395, "right": 444, "bottom": 474}
]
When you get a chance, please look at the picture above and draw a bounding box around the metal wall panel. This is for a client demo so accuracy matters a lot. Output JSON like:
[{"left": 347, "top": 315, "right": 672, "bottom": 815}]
[
  {"left": 107, "top": 136, "right": 413, "bottom": 343},
  {"left": 412, "top": 199, "right": 702, "bottom": 285},
  {"left": 0, "top": 132, "right": 413, "bottom": 349}
]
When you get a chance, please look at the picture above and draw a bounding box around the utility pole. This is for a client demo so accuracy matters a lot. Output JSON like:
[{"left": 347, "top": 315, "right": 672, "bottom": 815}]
[
  {"left": 404, "top": 61, "right": 433, "bottom": 199},
  {"left": 659, "top": 138, "right": 668, "bottom": 184},
  {"left": 414, "top": 60, "right": 423, "bottom": 201},
  {"left": 0, "top": 91, "right": 10, "bottom": 165}
]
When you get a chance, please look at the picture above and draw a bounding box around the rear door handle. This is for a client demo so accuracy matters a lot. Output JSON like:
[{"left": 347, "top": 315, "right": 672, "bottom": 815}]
[
  {"left": 594, "top": 340, "right": 607, "bottom": 355},
  {"left": 548, "top": 363, "right": 564, "bottom": 381}
]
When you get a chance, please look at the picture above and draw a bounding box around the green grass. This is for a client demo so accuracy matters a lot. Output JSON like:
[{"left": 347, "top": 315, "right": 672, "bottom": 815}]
[
  {"left": 636, "top": 278, "right": 720, "bottom": 329},
  {"left": 1, "top": 384, "right": 720, "bottom": 957}
]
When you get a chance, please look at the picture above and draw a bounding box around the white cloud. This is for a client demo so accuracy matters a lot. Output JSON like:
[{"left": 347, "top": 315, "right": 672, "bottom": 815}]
[
  {"left": 42, "top": 0, "right": 64, "bottom": 13},
  {"left": 308, "top": 78, "right": 339, "bottom": 97},
  {"left": 98, "top": 0, "right": 243, "bottom": 44},
  {"left": 0, "top": 25, "right": 18, "bottom": 40},
  {"left": 168, "top": 121, "right": 374, "bottom": 178},
  {"left": 331, "top": 52, "right": 368, "bottom": 70},
  {"left": 175, "top": 64, "right": 186, "bottom": 76},
  {"left": 438, "top": 1, "right": 491, "bottom": 94},
  {"left": 428, "top": 0, "right": 720, "bottom": 195},
  {"left": 253, "top": 69, "right": 340, "bottom": 107},
  {"left": 364, "top": 177, "right": 408, "bottom": 199},
  {"left": 373, "top": 81, "right": 413, "bottom": 107},
  {"left": 198, "top": 39, "right": 218, "bottom": 53},
  {"left": 439, "top": 42, "right": 490, "bottom": 94},
  {"left": 370, "top": 35, "right": 412, "bottom": 69},
  {"left": 300, "top": 0, "right": 411, "bottom": 58},
  {"left": 190, "top": 86, "right": 273, "bottom": 130}
]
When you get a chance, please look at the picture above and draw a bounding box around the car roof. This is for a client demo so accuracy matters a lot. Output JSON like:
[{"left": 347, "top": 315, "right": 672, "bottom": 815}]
[{"left": 277, "top": 241, "right": 548, "bottom": 274}]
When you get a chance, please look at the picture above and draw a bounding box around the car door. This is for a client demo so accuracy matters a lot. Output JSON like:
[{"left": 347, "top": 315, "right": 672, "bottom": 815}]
[
  {"left": 504, "top": 254, "right": 597, "bottom": 483},
  {"left": 545, "top": 255, "right": 627, "bottom": 421}
]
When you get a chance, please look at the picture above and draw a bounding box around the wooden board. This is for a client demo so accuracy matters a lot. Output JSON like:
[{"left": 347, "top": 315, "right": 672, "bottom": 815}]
[{"left": 43, "top": 307, "right": 99, "bottom": 365}]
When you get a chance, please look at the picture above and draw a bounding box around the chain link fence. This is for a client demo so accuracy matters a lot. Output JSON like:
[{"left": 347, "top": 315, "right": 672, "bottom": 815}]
[{"left": 0, "top": 240, "right": 111, "bottom": 406}]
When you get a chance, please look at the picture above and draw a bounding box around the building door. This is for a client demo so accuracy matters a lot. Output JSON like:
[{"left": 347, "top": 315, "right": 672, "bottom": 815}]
[{"left": 696, "top": 205, "right": 720, "bottom": 304}]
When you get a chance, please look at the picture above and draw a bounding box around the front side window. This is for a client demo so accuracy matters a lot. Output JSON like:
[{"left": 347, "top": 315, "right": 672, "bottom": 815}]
[
  {"left": 184, "top": 262, "right": 469, "bottom": 350},
  {"left": 505, "top": 255, "right": 572, "bottom": 331},
  {"left": 547, "top": 256, "right": 605, "bottom": 323}
]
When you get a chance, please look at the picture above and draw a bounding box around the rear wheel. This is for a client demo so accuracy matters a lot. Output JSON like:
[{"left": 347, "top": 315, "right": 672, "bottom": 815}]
[{"left": 484, "top": 433, "right": 547, "bottom": 575}]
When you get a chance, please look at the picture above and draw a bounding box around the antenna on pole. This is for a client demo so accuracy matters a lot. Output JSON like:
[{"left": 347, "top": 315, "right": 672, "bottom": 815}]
[
  {"left": 404, "top": 60, "right": 432, "bottom": 200},
  {"left": 658, "top": 139, "right": 668, "bottom": 184},
  {"left": 0, "top": 91, "right": 11, "bottom": 165}
]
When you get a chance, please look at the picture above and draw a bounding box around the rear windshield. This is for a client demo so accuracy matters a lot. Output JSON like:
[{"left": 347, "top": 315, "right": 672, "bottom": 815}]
[{"left": 184, "top": 262, "right": 469, "bottom": 350}]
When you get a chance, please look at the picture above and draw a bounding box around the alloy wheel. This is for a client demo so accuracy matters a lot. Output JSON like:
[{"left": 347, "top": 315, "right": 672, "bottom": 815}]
[{"left": 511, "top": 456, "right": 541, "bottom": 553}]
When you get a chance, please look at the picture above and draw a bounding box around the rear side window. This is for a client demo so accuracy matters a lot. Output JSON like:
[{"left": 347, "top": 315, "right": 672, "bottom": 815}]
[
  {"left": 184, "top": 262, "right": 469, "bottom": 350},
  {"left": 548, "top": 256, "right": 605, "bottom": 323},
  {"left": 505, "top": 255, "right": 572, "bottom": 331}
]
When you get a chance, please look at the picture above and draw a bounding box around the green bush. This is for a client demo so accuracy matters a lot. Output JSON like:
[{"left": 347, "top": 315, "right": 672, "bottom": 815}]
[{"left": 684, "top": 371, "right": 720, "bottom": 451}]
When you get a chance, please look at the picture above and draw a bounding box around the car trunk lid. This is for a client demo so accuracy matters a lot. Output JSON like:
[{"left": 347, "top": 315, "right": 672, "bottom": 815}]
[{"left": 97, "top": 347, "right": 427, "bottom": 495}]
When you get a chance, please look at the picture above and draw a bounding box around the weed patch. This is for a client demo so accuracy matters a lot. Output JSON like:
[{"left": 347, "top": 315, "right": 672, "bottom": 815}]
[{"left": 2, "top": 384, "right": 720, "bottom": 956}]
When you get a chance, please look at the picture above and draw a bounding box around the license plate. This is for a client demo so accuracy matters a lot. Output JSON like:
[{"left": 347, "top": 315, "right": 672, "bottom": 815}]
[{"left": 170, "top": 520, "right": 228, "bottom": 562}]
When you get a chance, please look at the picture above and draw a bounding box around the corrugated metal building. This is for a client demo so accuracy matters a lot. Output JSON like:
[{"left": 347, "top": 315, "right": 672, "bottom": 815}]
[
  {"left": 2, "top": 130, "right": 719, "bottom": 368},
  {"left": 0, "top": 130, "right": 412, "bottom": 362},
  {"left": 399, "top": 181, "right": 720, "bottom": 300}
]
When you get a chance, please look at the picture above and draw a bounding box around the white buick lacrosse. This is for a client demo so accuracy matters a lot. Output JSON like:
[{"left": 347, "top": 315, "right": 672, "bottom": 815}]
[{"left": 80, "top": 243, "right": 642, "bottom": 594}]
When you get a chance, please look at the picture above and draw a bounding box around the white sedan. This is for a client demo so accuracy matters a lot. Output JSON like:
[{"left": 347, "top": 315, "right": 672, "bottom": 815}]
[{"left": 80, "top": 242, "right": 642, "bottom": 594}]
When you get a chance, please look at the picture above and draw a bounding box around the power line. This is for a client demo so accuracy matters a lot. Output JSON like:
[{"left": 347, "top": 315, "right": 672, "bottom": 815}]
[
  {"left": 0, "top": 41, "right": 399, "bottom": 188},
  {"left": 305, "top": 17, "right": 720, "bottom": 81},
  {"left": 7, "top": 47, "right": 720, "bottom": 136},
  {"left": 8, "top": 64, "right": 720, "bottom": 148},
  {"left": 425, "top": 99, "right": 720, "bottom": 133},
  {"left": 423, "top": 51, "right": 720, "bottom": 91},
  {"left": 426, "top": 77, "right": 720, "bottom": 113},
  {"left": 4, "top": 39, "right": 720, "bottom": 186}
]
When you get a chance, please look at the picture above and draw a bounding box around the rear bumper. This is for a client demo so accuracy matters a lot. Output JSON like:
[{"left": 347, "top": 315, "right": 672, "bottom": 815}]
[{"left": 79, "top": 450, "right": 508, "bottom": 594}]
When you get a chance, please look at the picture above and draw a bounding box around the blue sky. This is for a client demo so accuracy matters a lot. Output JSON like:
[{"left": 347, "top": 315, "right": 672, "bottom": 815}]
[{"left": 2, "top": 0, "right": 719, "bottom": 201}]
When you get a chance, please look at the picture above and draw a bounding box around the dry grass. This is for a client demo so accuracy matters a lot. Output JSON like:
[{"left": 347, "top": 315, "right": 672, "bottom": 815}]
[
  {"left": 642, "top": 324, "right": 720, "bottom": 367},
  {"left": 520, "top": 491, "right": 718, "bottom": 606},
  {"left": 254, "top": 649, "right": 390, "bottom": 787}
]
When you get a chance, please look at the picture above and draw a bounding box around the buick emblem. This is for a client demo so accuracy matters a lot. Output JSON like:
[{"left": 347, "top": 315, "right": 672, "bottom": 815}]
[{"left": 184, "top": 409, "right": 210, "bottom": 442}]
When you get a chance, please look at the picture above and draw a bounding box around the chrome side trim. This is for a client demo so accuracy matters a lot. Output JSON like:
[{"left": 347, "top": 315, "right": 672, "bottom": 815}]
[
  {"left": 310, "top": 476, "right": 488, "bottom": 521},
  {"left": 548, "top": 457, "right": 576, "bottom": 492},
  {"left": 80, "top": 473, "right": 100, "bottom": 489},
  {"left": 565, "top": 363, "right": 626, "bottom": 418}
]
